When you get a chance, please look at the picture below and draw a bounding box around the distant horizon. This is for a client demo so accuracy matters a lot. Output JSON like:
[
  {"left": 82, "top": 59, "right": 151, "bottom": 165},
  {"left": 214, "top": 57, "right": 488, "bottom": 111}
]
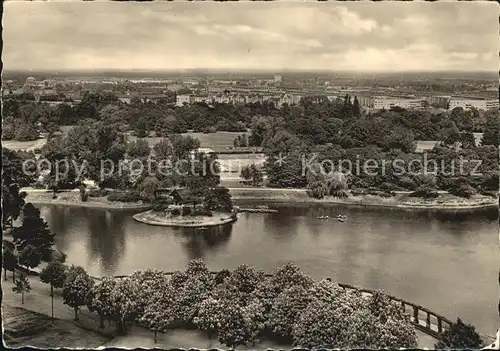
[{"left": 3, "top": 68, "right": 498, "bottom": 78}]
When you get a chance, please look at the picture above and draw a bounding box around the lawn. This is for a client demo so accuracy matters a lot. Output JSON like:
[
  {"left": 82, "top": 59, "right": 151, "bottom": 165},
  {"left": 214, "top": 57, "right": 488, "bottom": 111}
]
[{"left": 2, "top": 138, "right": 47, "bottom": 151}]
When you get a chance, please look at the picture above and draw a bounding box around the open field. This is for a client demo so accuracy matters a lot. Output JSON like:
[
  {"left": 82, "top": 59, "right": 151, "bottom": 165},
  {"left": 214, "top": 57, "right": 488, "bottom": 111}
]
[
  {"left": 128, "top": 131, "right": 246, "bottom": 152},
  {"left": 2, "top": 138, "right": 47, "bottom": 151}
]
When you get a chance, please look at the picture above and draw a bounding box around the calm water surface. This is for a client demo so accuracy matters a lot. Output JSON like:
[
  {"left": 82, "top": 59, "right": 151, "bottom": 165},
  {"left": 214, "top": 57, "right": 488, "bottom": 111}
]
[{"left": 39, "top": 202, "right": 499, "bottom": 334}]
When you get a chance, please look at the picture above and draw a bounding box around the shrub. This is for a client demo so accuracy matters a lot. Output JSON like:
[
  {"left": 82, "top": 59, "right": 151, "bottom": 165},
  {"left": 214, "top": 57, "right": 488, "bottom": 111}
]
[
  {"left": 379, "top": 182, "right": 404, "bottom": 192},
  {"left": 170, "top": 208, "right": 181, "bottom": 216},
  {"left": 397, "top": 176, "right": 418, "bottom": 190},
  {"left": 350, "top": 188, "right": 367, "bottom": 196},
  {"left": 181, "top": 206, "right": 192, "bottom": 216},
  {"left": 193, "top": 208, "right": 213, "bottom": 217},
  {"left": 435, "top": 318, "right": 483, "bottom": 349},
  {"left": 450, "top": 184, "right": 476, "bottom": 199},
  {"left": 107, "top": 191, "right": 142, "bottom": 202},
  {"left": 152, "top": 202, "right": 171, "bottom": 212},
  {"left": 88, "top": 188, "right": 108, "bottom": 197},
  {"left": 409, "top": 187, "right": 439, "bottom": 199}
]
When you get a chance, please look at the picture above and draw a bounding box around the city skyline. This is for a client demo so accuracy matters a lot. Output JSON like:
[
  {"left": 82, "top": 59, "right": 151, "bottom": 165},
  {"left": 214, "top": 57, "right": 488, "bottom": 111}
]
[{"left": 3, "top": 1, "right": 498, "bottom": 73}]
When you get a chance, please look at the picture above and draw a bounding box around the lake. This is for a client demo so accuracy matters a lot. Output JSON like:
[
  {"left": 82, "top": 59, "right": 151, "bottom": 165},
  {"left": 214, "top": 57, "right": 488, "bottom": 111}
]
[{"left": 38, "top": 202, "right": 499, "bottom": 335}]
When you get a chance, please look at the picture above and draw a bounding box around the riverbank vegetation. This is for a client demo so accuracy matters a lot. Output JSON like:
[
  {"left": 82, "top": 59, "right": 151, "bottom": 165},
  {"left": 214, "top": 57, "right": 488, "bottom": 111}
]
[{"left": 2, "top": 93, "right": 498, "bottom": 205}]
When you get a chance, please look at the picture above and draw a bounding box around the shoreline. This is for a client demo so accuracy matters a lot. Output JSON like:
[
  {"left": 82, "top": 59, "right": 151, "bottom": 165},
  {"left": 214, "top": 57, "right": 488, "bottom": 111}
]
[
  {"left": 229, "top": 188, "right": 498, "bottom": 212},
  {"left": 23, "top": 188, "right": 497, "bottom": 212},
  {"left": 133, "top": 210, "right": 237, "bottom": 228}
]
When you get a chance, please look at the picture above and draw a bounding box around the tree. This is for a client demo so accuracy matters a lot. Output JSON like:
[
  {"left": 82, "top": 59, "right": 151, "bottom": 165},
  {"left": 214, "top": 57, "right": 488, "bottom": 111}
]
[
  {"left": 137, "top": 176, "right": 160, "bottom": 203},
  {"left": 2, "top": 247, "right": 18, "bottom": 282},
  {"left": 268, "top": 285, "right": 312, "bottom": 340},
  {"left": 62, "top": 265, "right": 94, "bottom": 321},
  {"left": 140, "top": 300, "right": 174, "bottom": 343},
  {"left": 193, "top": 297, "right": 224, "bottom": 344},
  {"left": 217, "top": 302, "right": 253, "bottom": 349},
  {"left": 40, "top": 261, "right": 67, "bottom": 322},
  {"left": 18, "top": 245, "right": 42, "bottom": 269},
  {"left": 109, "top": 278, "right": 140, "bottom": 335},
  {"left": 127, "top": 138, "right": 151, "bottom": 158},
  {"left": 12, "top": 275, "right": 31, "bottom": 304},
  {"left": 435, "top": 318, "right": 484, "bottom": 349},
  {"left": 481, "top": 112, "right": 499, "bottom": 147},
  {"left": 352, "top": 96, "right": 361, "bottom": 118},
  {"left": 12, "top": 208, "right": 55, "bottom": 261},
  {"left": 87, "top": 277, "right": 118, "bottom": 328},
  {"left": 240, "top": 164, "right": 263, "bottom": 187}
]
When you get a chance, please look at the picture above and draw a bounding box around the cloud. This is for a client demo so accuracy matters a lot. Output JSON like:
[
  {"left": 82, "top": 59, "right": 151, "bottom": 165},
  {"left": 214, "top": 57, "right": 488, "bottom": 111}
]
[{"left": 2, "top": 1, "right": 498, "bottom": 72}]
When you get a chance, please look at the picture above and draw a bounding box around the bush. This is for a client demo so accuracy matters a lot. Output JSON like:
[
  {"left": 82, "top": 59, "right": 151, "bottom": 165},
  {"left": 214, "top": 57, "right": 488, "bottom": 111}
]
[
  {"left": 350, "top": 188, "right": 367, "bottom": 196},
  {"left": 170, "top": 208, "right": 181, "bottom": 216},
  {"left": 107, "top": 191, "right": 142, "bottom": 202},
  {"left": 397, "top": 176, "right": 418, "bottom": 190},
  {"left": 152, "top": 202, "right": 170, "bottom": 212},
  {"left": 379, "top": 182, "right": 404, "bottom": 192},
  {"left": 450, "top": 184, "right": 476, "bottom": 199},
  {"left": 435, "top": 318, "right": 483, "bottom": 349},
  {"left": 181, "top": 206, "right": 192, "bottom": 216},
  {"left": 409, "top": 187, "right": 439, "bottom": 199},
  {"left": 193, "top": 208, "right": 213, "bottom": 217}
]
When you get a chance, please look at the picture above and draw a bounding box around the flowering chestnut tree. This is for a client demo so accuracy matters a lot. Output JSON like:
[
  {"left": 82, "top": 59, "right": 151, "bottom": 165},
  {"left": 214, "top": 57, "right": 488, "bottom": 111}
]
[
  {"left": 87, "top": 277, "right": 117, "bottom": 328},
  {"left": 268, "top": 285, "right": 312, "bottom": 340},
  {"left": 62, "top": 265, "right": 93, "bottom": 321}
]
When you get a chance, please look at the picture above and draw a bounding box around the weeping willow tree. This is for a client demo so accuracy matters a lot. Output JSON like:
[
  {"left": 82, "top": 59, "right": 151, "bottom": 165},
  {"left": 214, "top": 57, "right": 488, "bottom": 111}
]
[
  {"left": 327, "top": 171, "right": 349, "bottom": 198},
  {"left": 306, "top": 164, "right": 348, "bottom": 199}
]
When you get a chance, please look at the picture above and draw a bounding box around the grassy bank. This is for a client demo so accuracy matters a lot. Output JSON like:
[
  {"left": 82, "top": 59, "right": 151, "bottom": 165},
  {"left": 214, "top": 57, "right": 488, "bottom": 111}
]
[
  {"left": 229, "top": 187, "right": 497, "bottom": 211},
  {"left": 24, "top": 191, "right": 151, "bottom": 211}
]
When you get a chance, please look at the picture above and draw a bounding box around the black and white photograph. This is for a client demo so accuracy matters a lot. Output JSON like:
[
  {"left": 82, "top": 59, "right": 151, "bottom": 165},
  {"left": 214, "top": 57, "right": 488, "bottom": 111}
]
[{"left": 1, "top": 0, "right": 499, "bottom": 349}]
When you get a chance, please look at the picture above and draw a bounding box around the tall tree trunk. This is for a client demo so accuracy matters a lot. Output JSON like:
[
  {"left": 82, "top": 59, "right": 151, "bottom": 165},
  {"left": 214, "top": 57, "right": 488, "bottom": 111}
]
[
  {"left": 50, "top": 284, "right": 54, "bottom": 324},
  {"left": 3, "top": 267, "right": 7, "bottom": 281},
  {"left": 21, "top": 290, "right": 24, "bottom": 305},
  {"left": 99, "top": 314, "right": 104, "bottom": 329},
  {"left": 12, "top": 269, "right": 15, "bottom": 283},
  {"left": 74, "top": 308, "right": 78, "bottom": 321},
  {"left": 154, "top": 330, "right": 157, "bottom": 343}
]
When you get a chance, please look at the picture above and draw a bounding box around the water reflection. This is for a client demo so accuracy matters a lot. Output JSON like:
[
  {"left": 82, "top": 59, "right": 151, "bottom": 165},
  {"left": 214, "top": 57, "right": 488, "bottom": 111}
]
[
  {"left": 173, "top": 224, "right": 233, "bottom": 261},
  {"left": 87, "top": 209, "right": 126, "bottom": 275},
  {"left": 34, "top": 203, "right": 497, "bottom": 335}
]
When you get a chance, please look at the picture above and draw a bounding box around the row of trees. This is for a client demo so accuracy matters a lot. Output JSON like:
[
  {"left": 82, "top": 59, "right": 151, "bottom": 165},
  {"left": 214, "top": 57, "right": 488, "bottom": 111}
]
[
  {"left": 36, "top": 260, "right": 417, "bottom": 348},
  {"left": 10, "top": 259, "right": 481, "bottom": 349}
]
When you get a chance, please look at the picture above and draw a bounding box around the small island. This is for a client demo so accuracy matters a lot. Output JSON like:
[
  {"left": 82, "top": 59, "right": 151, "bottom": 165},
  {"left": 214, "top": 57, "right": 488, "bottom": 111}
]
[{"left": 133, "top": 187, "right": 237, "bottom": 228}]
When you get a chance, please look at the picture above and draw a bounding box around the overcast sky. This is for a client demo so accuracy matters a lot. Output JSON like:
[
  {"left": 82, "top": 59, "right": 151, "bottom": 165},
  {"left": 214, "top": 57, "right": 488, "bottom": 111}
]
[{"left": 3, "top": 0, "right": 499, "bottom": 72}]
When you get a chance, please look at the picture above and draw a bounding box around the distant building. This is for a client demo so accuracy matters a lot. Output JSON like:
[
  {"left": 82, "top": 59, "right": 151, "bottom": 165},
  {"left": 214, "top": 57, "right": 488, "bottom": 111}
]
[
  {"left": 373, "top": 96, "right": 424, "bottom": 110},
  {"left": 167, "top": 84, "right": 184, "bottom": 92},
  {"left": 273, "top": 74, "right": 283, "bottom": 84},
  {"left": 277, "top": 93, "right": 301, "bottom": 107},
  {"left": 448, "top": 97, "right": 499, "bottom": 111},
  {"left": 176, "top": 94, "right": 194, "bottom": 107},
  {"left": 427, "top": 95, "right": 450, "bottom": 109},
  {"left": 356, "top": 95, "right": 374, "bottom": 108},
  {"left": 25, "top": 76, "right": 36, "bottom": 87},
  {"left": 193, "top": 95, "right": 211, "bottom": 104}
]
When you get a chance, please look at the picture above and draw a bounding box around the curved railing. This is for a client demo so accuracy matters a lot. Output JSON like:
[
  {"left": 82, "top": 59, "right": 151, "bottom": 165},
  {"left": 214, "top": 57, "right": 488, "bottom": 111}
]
[
  {"left": 102, "top": 271, "right": 454, "bottom": 340},
  {"left": 336, "top": 282, "right": 453, "bottom": 338}
]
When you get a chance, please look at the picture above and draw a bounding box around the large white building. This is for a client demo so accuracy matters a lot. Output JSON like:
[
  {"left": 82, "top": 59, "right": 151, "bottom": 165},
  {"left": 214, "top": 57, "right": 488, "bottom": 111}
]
[
  {"left": 448, "top": 98, "right": 499, "bottom": 111},
  {"left": 176, "top": 94, "right": 194, "bottom": 107},
  {"left": 373, "top": 96, "right": 424, "bottom": 110}
]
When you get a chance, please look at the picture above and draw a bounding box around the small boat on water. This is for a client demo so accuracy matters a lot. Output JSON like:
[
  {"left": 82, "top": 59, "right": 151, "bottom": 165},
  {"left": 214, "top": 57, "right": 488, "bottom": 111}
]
[
  {"left": 335, "top": 215, "right": 348, "bottom": 219},
  {"left": 337, "top": 218, "right": 345, "bottom": 222},
  {"left": 317, "top": 215, "right": 329, "bottom": 220}
]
